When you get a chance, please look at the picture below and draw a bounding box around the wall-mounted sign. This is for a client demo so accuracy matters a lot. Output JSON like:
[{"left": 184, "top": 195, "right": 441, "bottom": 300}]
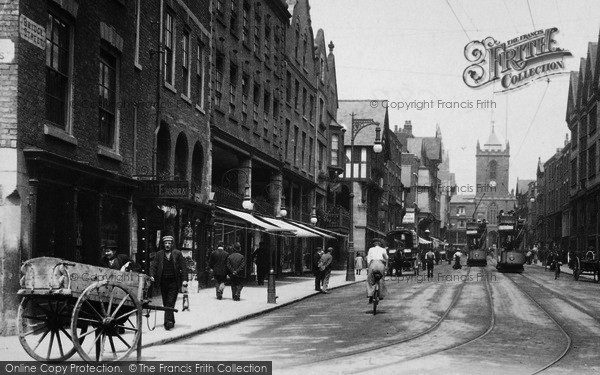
[
  {"left": 140, "top": 181, "right": 190, "bottom": 199},
  {"left": 0, "top": 39, "right": 15, "bottom": 63},
  {"left": 20, "top": 14, "right": 45, "bottom": 50}
]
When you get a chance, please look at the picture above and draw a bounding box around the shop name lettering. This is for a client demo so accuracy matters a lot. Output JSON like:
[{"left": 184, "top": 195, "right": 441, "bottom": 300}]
[
  {"left": 463, "top": 27, "right": 572, "bottom": 91},
  {"left": 142, "top": 181, "right": 189, "bottom": 197}
]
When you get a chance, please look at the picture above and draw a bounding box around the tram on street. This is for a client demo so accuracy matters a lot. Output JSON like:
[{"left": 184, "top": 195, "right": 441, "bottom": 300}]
[
  {"left": 466, "top": 220, "right": 487, "bottom": 266},
  {"left": 496, "top": 212, "right": 526, "bottom": 272}
]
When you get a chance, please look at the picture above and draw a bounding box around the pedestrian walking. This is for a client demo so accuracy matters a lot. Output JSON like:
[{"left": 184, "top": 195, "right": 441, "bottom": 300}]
[
  {"left": 354, "top": 253, "right": 364, "bottom": 275},
  {"left": 227, "top": 244, "right": 245, "bottom": 301},
  {"left": 318, "top": 247, "right": 334, "bottom": 293},
  {"left": 394, "top": 243, "right": 405, "bottom": 276},
  {"left": 312, "top": 247, "right": 324, "bottom": 291},
  {"left": 425, "top": 248, "right": 435, "bottom": 278},
  {"left": 453, "top": 249, "right": 463, "bottom": 270},
  {"left": 252, "top": 242, "right": 269, "bottom": 285},
  {"left": 149, "top": 235, "right": 186, "bottom": 330},
  {"left": 208, "top": 243, "right": 229, "bottom": 300}
]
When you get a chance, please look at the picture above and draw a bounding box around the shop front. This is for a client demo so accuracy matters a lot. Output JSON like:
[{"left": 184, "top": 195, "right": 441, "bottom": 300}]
[
  {"left": 135, "top": 180, "right": 212, "bottom": 288},
  {"left": 24, "top": 149, "right": 137, "bottom": 265}
]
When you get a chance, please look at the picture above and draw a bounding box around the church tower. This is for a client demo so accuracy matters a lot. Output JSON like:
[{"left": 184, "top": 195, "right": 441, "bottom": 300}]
[
  {"left": 476, "top": 123, "right": 510, "bottom": 198},
  {"left": 474, "top": 123, "right": 516, "bottom": 249}
]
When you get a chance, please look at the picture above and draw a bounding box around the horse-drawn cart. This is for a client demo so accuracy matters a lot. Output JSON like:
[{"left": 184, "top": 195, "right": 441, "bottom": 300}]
[
  {"left": 17, "top": 257, "right": 176, "bottom": 362},
  {"left": 571, "top": 252, "right": 599, "bottom": 282}
]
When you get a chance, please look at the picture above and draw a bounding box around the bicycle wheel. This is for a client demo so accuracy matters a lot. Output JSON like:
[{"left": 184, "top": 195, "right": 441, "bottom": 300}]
[{"left": 372, "top": 288, "right": 379, "bottom": 315}]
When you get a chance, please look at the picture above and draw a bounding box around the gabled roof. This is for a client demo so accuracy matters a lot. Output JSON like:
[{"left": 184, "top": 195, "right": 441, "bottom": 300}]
[
  {"left": 338, "top": 100, "right": 388, "bottom": 146},
  {"left": 516, "top": 179, "right": 534, "bottom": 195},
  {"left": 576, "top": 58, "right": 586, "bottom": 107},
  {"left": 566, "top": 71, "right": 579, "bottom": 123},
  {"left": 589, "top": 42, "right": 597, "bottom": 78},
  {"left": 405, "top": 138, "right": 424, "bottom": 157},
  {"left": 422, "top": 137, "right": 442, "bottom": 161}
]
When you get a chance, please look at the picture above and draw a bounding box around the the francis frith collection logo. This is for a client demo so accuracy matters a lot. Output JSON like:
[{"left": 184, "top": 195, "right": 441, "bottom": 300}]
[{"left": 463, "top": 27, "right": 572, "bottom": 91}]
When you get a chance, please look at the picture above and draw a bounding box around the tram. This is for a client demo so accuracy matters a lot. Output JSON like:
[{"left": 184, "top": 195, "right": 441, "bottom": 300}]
[
  {"left": 466, "top": 220, "right": 487, "bottom": 266},
  {"left": 495, "top": 212, "right": 526, "bottom": 272}
]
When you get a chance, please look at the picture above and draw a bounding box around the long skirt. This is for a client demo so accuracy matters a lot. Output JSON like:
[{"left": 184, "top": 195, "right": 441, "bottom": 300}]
[{"left": 366, "top": 260, "right": 388, "bottom": 298}]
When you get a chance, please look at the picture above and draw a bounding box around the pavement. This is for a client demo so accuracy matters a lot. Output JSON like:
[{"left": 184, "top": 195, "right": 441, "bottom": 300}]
[{"left": 1, "top": 270, "right": 367, "bottom": 360}]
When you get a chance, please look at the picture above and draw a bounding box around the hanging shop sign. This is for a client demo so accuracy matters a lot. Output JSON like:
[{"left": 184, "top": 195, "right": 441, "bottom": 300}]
[{"left": 140, "top": 180, "right": 190, "bottom": 199}]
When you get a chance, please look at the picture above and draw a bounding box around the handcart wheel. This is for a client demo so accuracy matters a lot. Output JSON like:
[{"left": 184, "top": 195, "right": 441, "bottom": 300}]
[
  {"left": 17, "top": 297, "right": 84, "bottom": 362},
  {"left": 71, "top": 281, "right": 142, "bottom": 362}
]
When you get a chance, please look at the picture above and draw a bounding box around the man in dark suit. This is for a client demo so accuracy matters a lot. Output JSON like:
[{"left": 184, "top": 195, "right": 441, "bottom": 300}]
[
  {"left": 252, "top": 242, "right": 269, "bottom": 285},
  {"left": 149, "top": 235, "right": 186, "bottom": 330},
  {"left": 318, "top": 247, "right": 334, "bottom": 293},
  {"left": 312, "top": 247, "right": 324, "bottom": 291},
  {"left": 226, "top": 245, "right": 245, "bottom": 301},
  {"left": 208, "top": 243, "right": 229, "bottom": 300}
]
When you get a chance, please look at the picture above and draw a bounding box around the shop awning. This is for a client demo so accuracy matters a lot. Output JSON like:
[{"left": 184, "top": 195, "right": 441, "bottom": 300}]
[
  {"left": 216, "top": 206, "right": 289, "bottom": 232},
  {"left": 285, "top": 220, "right": 336, "bottom": 239},
  {"left": 259, "top": 216, "right": 321, "bottom": 237},
  {"left": 419, "top": 237, "right": 432, "bottom": 244},
  {"left": 364, "top": 226, "right": 387, "bottom": 237}
]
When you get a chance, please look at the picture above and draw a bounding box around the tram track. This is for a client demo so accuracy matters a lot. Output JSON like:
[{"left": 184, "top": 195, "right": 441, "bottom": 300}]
[
  {"left": 502, "top": 272, "right": 573, "bottom": 375},
  {"left": 349, "top": 266, "right": 496, "bottom": 374},
  {"left": 285, "top": 266, "right": 497, "bottom": 372}
]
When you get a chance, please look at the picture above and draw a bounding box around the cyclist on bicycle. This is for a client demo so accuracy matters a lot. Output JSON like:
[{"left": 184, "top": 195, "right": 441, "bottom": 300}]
[{"left": 366, "top": 239, "right": 388, "bottom": 304}]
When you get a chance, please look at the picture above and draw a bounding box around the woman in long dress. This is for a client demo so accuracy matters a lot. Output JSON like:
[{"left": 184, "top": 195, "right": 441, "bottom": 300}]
[{"left": 354, "top": 253, "right": 364, "bottom": 275}]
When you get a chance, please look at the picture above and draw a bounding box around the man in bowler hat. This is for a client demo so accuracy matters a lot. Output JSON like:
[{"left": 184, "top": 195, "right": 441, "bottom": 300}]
[{"left": 150, "top": 235, "right": 186, "bottom": 330}]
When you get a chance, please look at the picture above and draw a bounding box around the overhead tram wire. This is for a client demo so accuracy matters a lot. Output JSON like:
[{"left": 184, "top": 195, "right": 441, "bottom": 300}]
[
  {"left": 457, "top": 0, "right": 479, "bottom": 33},
  {"left": 515, "top": 78, "right": 551, "bottom": 159},
  {"left": 503, "top": 0, "right": 520, "bottom": 34},
  {"left": 526, "top": 0, "right": 536, "bottom": 30},
  {"left": 506, "top": 94, "right": 509, "bottom": 143},
  {"left": 445, "top": 0, "right": 471, "bottom": 42}
]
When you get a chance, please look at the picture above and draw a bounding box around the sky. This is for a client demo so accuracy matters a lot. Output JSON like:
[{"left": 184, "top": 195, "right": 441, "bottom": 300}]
[{"left": 309, "top": 0, "right": 600, "bottom": 192}]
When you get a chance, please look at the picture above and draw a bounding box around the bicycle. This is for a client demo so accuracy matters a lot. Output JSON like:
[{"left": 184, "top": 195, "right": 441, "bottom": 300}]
[{"left": 372, "top": 273, "right": 382, "bottom": 315}]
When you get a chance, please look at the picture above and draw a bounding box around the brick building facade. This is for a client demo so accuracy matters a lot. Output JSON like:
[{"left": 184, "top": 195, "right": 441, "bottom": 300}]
[{"left": 0, "top": 0, "right": 211, "bottom": 334}]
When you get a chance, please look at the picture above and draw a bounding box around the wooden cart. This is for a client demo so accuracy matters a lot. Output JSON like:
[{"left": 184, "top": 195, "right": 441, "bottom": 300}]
[
  {"left": 17, "top": 257, "right": 175, "bottom": 362},
  {"left": 572, "top": 252, "right": 599, "bottom": 283}
]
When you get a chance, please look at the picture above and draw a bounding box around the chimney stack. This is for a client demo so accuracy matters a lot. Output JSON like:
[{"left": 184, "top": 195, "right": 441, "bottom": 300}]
[{"left": 404, "top": 120, "right": 412, "bottom": 135}]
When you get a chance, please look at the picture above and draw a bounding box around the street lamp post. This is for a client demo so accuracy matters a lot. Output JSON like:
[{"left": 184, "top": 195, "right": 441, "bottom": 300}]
[
  {"left": 344, "top": 113, "right": 382, "bottom": 282},
  {"left": 267, "top": 190, "right": 287, "bottom": 304}
]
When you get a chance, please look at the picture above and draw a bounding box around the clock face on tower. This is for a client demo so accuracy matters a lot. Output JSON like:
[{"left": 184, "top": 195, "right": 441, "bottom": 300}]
[{"left": 489, "top": 180, "right": 497, "bottom": 188}]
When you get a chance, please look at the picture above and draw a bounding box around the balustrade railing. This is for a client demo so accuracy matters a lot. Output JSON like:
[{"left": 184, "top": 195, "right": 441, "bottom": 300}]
[{"left": 322, "top": 205, "right": 350, "bottom": 229}]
